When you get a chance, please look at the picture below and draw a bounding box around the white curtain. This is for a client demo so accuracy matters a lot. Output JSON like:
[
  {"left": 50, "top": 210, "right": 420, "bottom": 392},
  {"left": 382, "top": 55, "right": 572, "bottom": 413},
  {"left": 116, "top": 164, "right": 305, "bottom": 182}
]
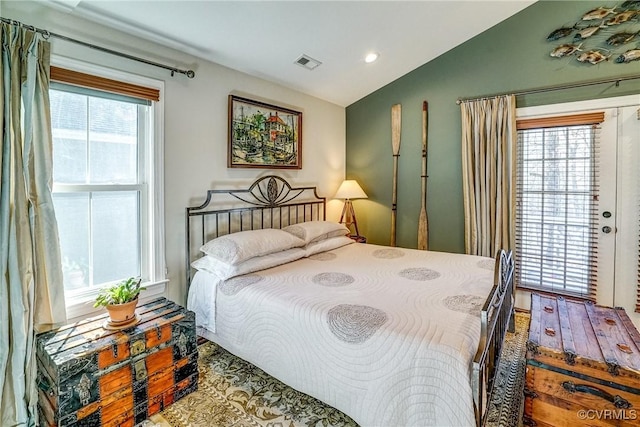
[
  {"left": 1, "top": 23, "right": 67, "bottom": 426},
  {"left": 460, "top": 95, "right": 516, "bottom": 257}
]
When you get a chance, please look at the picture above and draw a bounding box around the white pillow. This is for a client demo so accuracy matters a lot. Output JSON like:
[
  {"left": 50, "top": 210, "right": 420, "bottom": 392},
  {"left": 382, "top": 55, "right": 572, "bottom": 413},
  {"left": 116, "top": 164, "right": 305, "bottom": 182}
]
[
  {"left": 304, "top": 235, "right": 354, "bottom": 257},
  {"left": 192, "top": 247, "right": 306, "bottom": 281},
  {"left": 200, "top": 229, "right": 305, "bottom": 265},
  {"left": 282, "top": 221, "right": 349, "bottom": 245}
]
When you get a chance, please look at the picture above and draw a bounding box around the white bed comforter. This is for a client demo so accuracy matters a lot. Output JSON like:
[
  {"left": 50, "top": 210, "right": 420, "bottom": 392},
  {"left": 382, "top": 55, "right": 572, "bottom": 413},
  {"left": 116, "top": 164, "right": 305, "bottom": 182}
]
[{"left": 187, "top": 242, "right": 495, "bottom": 427}]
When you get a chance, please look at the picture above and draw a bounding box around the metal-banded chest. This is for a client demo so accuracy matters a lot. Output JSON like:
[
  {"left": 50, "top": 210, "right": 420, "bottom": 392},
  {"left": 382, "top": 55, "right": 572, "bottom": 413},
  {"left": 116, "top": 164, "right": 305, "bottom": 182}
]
[
  {"left": 36, "top": 297, "right": 198, "bottom": 427},
  {"left": 525, "top": 294, "right": 640, "bottom": 427}
]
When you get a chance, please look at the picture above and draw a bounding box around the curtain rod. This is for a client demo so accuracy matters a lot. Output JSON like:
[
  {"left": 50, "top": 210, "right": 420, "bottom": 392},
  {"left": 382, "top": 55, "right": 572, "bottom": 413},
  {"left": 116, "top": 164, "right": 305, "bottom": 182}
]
[
  {"left": 456, "top": 73, "right": 640, "bottom": 105},
  {"left": 1, "top": 17, "right": 195, "bottom": 79}
]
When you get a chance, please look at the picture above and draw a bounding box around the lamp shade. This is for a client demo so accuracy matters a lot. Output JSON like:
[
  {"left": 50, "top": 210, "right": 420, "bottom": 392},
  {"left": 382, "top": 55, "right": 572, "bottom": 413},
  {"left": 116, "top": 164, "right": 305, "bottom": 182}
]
[{"left": 334, "top": 180, "right": 368, "bottom": 200}]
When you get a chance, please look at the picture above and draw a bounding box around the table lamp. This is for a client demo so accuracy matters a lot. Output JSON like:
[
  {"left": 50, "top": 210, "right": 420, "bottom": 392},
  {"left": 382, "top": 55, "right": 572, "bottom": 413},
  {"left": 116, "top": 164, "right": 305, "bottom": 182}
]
[{"left": 335, "top": 179, "right": 368, "bottom": 236}]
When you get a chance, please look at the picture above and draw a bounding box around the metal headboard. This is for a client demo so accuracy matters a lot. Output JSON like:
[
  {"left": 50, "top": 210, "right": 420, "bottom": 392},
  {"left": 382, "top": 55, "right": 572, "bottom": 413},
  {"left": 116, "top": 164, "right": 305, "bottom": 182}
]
[{"left": 185, "top": 175, "right": 326, "bottom": 288}]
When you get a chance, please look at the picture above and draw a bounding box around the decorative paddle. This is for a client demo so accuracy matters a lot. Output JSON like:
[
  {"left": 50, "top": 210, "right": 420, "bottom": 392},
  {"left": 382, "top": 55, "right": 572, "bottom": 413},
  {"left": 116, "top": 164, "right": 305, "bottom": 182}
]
[
  {"left": 418, "top": 101, "right": 429, "bottom": 250},
  {"left": 390, "top": 104, "right": 401, "bottom": 247}
]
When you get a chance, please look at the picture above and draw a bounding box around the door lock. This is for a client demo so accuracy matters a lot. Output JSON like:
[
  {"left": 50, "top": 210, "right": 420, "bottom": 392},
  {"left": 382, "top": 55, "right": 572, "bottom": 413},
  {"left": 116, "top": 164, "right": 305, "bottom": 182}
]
[{"left": 602, "top": 226, "right": 612, "bottom": 234}]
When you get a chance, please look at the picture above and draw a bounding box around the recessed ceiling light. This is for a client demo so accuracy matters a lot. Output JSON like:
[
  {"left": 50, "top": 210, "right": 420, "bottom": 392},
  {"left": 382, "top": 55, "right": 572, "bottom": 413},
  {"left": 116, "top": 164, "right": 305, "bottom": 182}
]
[{"left": 365, "top": 52, "right": 379, "bottom": 63}]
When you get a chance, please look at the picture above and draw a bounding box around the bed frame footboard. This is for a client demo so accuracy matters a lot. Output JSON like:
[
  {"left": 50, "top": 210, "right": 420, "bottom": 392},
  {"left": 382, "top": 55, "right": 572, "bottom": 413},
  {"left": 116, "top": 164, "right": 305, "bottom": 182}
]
[{"left": 472, "top": 249, "right": 515, "bottom": 427}]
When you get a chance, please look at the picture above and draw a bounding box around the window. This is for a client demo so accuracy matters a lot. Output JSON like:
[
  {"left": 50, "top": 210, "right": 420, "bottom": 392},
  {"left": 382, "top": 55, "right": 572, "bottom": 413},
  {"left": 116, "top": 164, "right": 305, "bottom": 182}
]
[
  {"left": 515, "top": 113, "right": 603, "bottom": 300},
  {"left": 50, "top": 62, "right": 165, "bottom": 318}
]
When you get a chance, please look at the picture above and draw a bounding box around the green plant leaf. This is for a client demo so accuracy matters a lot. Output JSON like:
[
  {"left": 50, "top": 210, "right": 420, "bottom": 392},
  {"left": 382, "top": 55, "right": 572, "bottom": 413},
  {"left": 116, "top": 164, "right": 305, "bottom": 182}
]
[{"left": 93, "top": 277, "right": 146, "bottom": 307}]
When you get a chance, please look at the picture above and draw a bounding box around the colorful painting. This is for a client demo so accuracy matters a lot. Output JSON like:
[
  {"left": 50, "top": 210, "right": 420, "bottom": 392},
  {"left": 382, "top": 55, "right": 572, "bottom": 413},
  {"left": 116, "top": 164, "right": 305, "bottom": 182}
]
[{"left": 228, "top": 95, "right": 302, "bottom": 169}]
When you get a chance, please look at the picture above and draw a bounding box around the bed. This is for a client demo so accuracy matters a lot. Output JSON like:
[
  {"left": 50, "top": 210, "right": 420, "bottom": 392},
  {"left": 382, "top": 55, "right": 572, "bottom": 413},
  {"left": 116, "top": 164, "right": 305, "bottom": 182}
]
[{"left": 185, "top": 175, "right": 515, "bottom": 427}]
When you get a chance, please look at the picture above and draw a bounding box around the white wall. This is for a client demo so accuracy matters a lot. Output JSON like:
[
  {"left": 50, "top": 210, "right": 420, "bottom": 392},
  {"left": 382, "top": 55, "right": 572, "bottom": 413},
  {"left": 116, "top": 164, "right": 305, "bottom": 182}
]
[{"left": 3, "top": 1, "right": 346, "bottom": 307}]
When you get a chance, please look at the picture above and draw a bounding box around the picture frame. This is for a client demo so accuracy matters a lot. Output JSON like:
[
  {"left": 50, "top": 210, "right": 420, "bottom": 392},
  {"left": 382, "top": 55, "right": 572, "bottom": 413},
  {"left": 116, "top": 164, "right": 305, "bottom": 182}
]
[{"left": 228, "top": 95, "right": 302, "bottom": 169}]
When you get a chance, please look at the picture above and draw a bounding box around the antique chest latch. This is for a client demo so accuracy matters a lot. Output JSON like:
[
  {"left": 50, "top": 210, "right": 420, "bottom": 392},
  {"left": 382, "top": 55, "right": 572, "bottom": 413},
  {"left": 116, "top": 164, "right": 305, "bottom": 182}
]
[
  {"left": 606, "top": 359, "right": 620, "bottom": 376},
  {"left": 134, "top": 359, "right": 147, "bottom": 382},
  {"left": 130, "top": 339, "right": 146, "bottom": 356},
  {"left": 563, "top": 350, "right": 576, "bottom": 365},
  {"left": 111, "top": 342, "right": 119, "bottom": 358}
]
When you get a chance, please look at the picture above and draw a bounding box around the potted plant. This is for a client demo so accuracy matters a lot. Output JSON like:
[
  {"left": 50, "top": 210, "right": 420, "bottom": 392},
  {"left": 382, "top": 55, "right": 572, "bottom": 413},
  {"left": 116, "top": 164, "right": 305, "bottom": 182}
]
[{"left": 94, "top": 277, "right": 145, "bottom": 325}]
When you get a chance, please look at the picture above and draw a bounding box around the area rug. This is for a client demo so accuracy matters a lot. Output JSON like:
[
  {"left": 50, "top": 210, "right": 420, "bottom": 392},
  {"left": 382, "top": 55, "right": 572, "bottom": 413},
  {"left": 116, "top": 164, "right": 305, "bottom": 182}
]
[
  {"left": 484, "top": 312, "right": 530, "bottom": 427},
  {"left": 146, "top": 312, "right": 529, "bottom": 427}
]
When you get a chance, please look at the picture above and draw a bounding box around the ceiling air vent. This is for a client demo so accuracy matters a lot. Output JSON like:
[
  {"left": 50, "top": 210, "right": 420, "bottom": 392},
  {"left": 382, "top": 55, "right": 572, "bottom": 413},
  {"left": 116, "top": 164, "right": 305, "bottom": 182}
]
[{"left": 294, "top": 54, "right": 322, "bottom": 70}]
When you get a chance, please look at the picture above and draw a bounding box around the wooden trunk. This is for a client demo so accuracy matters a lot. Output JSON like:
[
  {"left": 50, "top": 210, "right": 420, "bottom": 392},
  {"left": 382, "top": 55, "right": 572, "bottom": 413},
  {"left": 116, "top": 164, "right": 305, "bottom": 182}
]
[
  {"left": 525, "top": 294, "right": 640, "bottom": 426},
  {"left": 36, "top": 297, "right": 198, "bottom": 427}
]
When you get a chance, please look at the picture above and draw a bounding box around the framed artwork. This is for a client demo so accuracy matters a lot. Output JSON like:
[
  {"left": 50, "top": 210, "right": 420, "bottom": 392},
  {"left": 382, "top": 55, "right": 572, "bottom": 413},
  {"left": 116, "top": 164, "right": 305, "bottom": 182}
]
[{"left": 228, "top": 95, "right": 302, "bottom": 169}]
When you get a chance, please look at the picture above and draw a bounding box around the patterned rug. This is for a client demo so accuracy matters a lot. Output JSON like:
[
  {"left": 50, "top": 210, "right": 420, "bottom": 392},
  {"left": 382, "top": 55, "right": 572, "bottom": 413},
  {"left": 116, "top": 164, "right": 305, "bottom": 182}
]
[
  {"left": 145, "top": 313, "right": 530, "bottom": 427},
  {"left": 484, "top": 312, "right": 530, "bottom": 427}
]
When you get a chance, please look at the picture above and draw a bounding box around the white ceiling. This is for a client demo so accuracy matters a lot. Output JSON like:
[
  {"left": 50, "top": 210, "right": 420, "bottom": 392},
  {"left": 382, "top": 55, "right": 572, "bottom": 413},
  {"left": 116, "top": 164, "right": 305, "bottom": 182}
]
[{"left": 40, "top": 0, "right": 535, "bottom": 106}]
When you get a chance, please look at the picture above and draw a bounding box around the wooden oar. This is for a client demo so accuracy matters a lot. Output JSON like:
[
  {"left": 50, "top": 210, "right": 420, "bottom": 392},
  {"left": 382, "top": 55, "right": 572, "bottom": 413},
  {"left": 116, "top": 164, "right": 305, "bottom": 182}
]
[
  {"left": 391, "top": 104, "right": 401, "bottom": 247},
  {"left": 418, "top": 101, "right": 429, "bottom": 250}
]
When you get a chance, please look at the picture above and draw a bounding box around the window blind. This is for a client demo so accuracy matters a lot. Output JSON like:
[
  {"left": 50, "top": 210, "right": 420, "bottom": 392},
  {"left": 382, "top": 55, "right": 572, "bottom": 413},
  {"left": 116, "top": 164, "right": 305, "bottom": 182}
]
[
  {"left": 51, "top": 66, "right": 160, "bottom": 102},
  {"left": 515, "top": 113, "right": 603, "bottom": 300}
]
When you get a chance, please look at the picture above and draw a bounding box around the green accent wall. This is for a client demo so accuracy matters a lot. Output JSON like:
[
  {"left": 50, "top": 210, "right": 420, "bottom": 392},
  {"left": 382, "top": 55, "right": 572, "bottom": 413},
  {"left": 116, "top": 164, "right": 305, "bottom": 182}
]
[{"left": 346, "top": 0, "right": 640, "bottom": 253}]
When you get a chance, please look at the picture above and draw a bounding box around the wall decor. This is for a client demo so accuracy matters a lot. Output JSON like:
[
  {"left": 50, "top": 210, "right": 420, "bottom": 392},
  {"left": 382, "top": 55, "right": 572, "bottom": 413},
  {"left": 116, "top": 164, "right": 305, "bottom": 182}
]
[
  {"left": 390, "top": 103, "right": 401, "bottom": 247},
  {"left": 228, "top": 95, "right": 302, "bottom": 169},
  {"left": 547, "top": 1, "right": 640, "bottom": 65}
]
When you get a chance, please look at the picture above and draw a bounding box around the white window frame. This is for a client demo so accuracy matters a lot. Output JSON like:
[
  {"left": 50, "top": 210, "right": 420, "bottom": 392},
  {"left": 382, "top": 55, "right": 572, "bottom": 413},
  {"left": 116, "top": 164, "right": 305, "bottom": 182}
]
[
  {"left": 52, "top": 56, "right": 167, "bottom": 320},
  {"left": 514, "top": 95, "right": 640, "bottom": 310}
]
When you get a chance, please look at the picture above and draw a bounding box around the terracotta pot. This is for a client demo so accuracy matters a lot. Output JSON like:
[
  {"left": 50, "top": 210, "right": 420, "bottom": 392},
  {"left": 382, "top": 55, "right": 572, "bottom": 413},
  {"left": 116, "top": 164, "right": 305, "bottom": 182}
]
[{"left": 106, "top": 298, "right": 138, "bottom": 324}]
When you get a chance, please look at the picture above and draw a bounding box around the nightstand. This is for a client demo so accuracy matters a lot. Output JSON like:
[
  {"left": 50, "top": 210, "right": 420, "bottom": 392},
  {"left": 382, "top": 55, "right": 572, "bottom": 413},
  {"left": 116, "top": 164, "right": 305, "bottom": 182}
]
[{"left": 349, "top": 235, "right": 367, "bottom": 243}]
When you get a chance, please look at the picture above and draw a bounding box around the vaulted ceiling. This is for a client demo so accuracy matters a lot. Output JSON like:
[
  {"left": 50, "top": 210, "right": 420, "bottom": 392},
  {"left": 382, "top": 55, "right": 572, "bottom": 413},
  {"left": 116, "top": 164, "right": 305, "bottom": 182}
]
[{"left": 37, "top": 1, "right": 535, "bottom": 106}]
